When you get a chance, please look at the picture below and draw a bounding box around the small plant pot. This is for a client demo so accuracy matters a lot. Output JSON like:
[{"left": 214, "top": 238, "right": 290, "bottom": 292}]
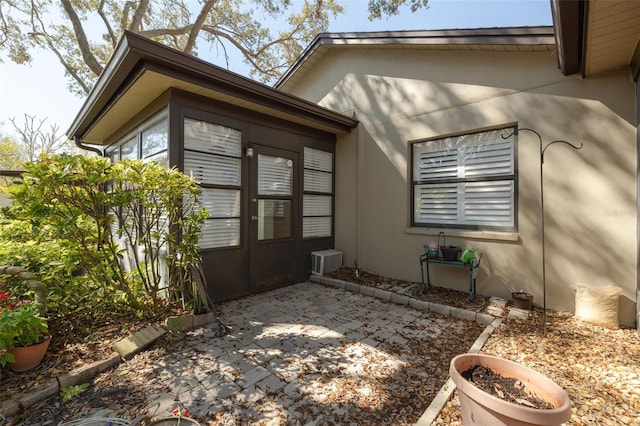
[
  {"left": 441, "top": 246, "right": 460, "bottom": 261},
  {"left": 512, "top": 292, "right": 534, "bottom": 310},
  {"left": 450, "top": 353, "right": 571, "bottom": 426},
  {"left": 8, "top": 333, "right": 52, "bottom": 372}
]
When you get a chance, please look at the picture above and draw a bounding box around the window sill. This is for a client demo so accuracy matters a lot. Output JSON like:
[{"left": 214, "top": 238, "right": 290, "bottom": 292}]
[{"left": 405, "top": 227, "right": 519, "bottom": 242}]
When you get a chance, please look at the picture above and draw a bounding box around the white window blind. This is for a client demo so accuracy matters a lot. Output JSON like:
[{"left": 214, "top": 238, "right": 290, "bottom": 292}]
[
  {"left": 303, "top": 147, "right": 333, "bottom": 238},
  {"left": 412, "top": 127, "right": 516, "bottom": 229},
  {"left": 258, "top": 155, "right": 292, "bottom": 196},
  {"left": 184, "top": 118, "right": 242, "bottom": 157},
  {"left": 184, "top": 117, "right": 243, "bottom": 249}
]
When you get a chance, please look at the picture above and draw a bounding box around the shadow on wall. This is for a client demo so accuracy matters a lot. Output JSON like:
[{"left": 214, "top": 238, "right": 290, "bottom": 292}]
[{"left": 319, "top": 51, "right": 636, "bottom": 325}]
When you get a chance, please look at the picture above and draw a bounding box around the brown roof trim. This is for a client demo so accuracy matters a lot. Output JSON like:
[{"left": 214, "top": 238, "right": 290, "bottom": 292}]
[
  {"left": 632, "top": 41, "right": 640, "bottom": 82},
  {"left": 550, "top": 0, "right": 586, "bottom": 76},
  {"left": 67, "top": 31, "right": 357, "bottom": 141},
  {"left": 276, "top": 26, "right": 556, "bottom": 89}
]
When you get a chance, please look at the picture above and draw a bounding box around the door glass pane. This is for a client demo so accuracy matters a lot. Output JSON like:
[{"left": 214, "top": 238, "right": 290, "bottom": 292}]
[
  {"left": 258, "top": 199, "right": 291, "bottom": 240},
  {"left": 258, "top": 154, "right": 292, "bottom": 196}
]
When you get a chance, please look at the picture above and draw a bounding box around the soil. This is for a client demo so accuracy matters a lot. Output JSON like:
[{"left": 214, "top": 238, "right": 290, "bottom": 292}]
[
  {"left": 0, "top": 306, "right": 182, "bottom": 401},
  {"left": 462, "top": 365, "right": 553, "bottom": 409}
]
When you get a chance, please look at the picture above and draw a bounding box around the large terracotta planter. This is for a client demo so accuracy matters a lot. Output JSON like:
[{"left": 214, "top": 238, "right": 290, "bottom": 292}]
[
  {"left": 8, "top": 333, "right": 51, "bottom": 372},
  {"left": 450, "top": 354, "right": 571, "bottom": 426}
]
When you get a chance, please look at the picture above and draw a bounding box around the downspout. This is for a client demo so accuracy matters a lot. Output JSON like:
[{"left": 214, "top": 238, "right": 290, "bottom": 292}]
[
  {"left": 74, "top": 136, "right": 103, "bottom": 156},
  {"left": 356, "top": 113, "right": 364, "bottom": 272}
]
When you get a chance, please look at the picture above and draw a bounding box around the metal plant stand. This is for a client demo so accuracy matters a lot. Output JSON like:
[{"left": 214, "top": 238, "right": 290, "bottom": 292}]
[{"left": 503, "top": 128, "right": 583, "bottom": 334}]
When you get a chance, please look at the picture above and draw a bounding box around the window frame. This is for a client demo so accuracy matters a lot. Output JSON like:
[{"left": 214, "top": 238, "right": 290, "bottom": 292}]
[
  {"left": 183, "top": 116, "right": 244, "bottom": 251},
  {"left": 302, "top": 147, "right": 334, "bottom": 239},
  {"left": 410, "top": 125, "right": 518, "bottom": 232}
]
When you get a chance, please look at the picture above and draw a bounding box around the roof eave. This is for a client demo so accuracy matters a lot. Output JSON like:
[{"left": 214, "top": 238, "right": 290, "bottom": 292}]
[
  {"left": 275, "top": 26, "right": 557, "bottom": 89},
  {"left": 67, "top": 32, "right": 357, "bottom": 143},
  {"left": 550, "top": 0, "right": 586, "bottom": 76}
]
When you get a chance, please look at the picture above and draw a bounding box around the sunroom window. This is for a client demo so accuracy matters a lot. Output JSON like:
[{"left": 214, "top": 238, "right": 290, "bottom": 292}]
[
  {"left": 184, "top": 117, "right": 242, "bottom": 249},
  {"left": 303, "top": 147, "right": 333, "bottom": 238},
  {"left": 412, "top": 126, "right": 516, "bottom": 230}
]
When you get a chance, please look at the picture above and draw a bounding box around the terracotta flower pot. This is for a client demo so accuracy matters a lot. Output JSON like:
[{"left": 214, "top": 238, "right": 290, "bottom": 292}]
[
  {"left": 8, "top": 333, "right": 51, "bottom": 372},
  {"left": 450, "top": 354, "right": 571, "bottom": 426}
]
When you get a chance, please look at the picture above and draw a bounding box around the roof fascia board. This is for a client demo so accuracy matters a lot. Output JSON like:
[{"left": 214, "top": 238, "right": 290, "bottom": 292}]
[
  {"left": 66, "top": 34, "right": 141, "bottom": 139},
  {"left": 551, "top": 0, "right": 585, "bottom": 76},
  {"left": 276, "top": 26, "right": 555, "bottom": 89},
  {"left": 68, "top": 31, "right": 357, "bottom": 141}
]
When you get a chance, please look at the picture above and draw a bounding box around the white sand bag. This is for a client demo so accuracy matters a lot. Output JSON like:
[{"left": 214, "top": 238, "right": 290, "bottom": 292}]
[{"left": 574, "top": 283, "right": 622, "bottom": 329}]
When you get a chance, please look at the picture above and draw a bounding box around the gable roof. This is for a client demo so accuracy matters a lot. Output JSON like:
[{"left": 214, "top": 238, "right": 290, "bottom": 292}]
[
  {"left": 67, "top": 31, "right": 357, "bottom": 145},
  {"left": 275, "top": 26, "right": 556, "bottom": 92}
]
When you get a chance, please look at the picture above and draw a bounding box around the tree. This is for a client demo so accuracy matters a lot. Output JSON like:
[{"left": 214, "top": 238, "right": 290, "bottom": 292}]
[
  {"left": 0, "top": 0, "right": 428, "bottom": 94},
  {"left": 8, "top": 114, "right": 77, "bottom": 162},
  {"left": 0, "top": 137, "right": 22, "bottom": 171},
  {"left": 0, "top": 136, "right": 23, "bottom": 188}
]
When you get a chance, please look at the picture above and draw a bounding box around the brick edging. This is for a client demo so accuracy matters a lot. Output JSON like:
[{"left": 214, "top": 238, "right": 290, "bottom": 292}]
[{"left": 1, "top": 312, "right": 218, "bottom": 419}]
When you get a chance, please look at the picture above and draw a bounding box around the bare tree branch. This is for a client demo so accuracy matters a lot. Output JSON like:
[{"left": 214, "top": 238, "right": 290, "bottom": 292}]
[
  {"left": 98, "top": 0, "right": 118, "bottom": 47},
  {"left": 60, "top": 0, "right": 104, "bottom": 76},
  {"left": 184, "top": 0, "right": 218, "bottom": 54}
]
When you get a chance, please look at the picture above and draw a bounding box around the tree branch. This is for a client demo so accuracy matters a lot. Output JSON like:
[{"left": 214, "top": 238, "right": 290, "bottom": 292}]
[
  {"left": 184, "top": 0, "right": 218, "bottom": 54},
  {"left": 129, "top": 0, "right": 150, "bottom": 32},
  {"left": 98, "top": 0, "right": 117, "bottom": 47},
  {"left": 59, "top": 0, "right": 103, "bottom": 76}
]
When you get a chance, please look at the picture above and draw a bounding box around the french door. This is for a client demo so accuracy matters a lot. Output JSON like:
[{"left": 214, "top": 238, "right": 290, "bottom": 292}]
[{"left": 249, "top": 144, "right": 299, "bottom": 291}]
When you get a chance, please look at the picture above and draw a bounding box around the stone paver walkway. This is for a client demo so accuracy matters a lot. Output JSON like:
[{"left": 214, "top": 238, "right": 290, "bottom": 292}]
[{"left": 138, "top": 281, "right": 487, "bottom": 424}]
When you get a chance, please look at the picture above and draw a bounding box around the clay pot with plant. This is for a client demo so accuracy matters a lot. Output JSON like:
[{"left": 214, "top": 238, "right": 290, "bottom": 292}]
[
  {"left": 0, "top": 282, "right": 50, "bottom": 372},
  {"left": 450, "top": 353, "right": 571, "bottom": 426}
]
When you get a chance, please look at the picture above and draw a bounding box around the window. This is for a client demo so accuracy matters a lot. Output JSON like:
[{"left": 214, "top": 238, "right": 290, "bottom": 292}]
[
  {"left": 184, "top": 117, "right": 242, "bottom": 249},
  {"left": 303, "top": 147, "right": 333, "bottom": 238},
  {"left": 108, "top": 111, "right": 167, "bottom": 166},
  {"left": 412, "top": 126, "right": 516, "bottom": 230},
  {"left": 257, "top": 154, "right": 293, "bottom": 241}
]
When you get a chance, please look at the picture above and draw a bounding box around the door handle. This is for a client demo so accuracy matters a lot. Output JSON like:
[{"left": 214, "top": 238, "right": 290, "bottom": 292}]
[{"left": 251, "top": 215, "right": 258, "bottom": 221}]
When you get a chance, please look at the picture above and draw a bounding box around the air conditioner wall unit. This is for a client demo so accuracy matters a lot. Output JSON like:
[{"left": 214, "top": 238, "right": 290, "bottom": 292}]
[{"left": 311, "top": 249, "right": 343, "bottom": 276}]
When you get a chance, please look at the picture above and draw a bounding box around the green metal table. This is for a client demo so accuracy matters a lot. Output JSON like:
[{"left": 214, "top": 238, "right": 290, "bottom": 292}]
[{"left": 419, "top": 251, "right": 481, "bottom": 300}]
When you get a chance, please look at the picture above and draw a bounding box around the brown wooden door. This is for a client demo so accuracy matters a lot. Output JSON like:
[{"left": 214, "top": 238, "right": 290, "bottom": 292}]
[{"left": 248, "top": 144, "right": 299, "bottom": 291}]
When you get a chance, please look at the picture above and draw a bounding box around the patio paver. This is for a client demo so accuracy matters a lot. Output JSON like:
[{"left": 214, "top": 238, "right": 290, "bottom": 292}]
[{"left": 138, "top": 281, "right": 487, "bottom": 424}]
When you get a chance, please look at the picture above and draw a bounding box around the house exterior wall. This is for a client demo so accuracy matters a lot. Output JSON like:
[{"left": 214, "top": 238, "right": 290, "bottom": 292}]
[{"left": 287, "top": 48, "right": 637, "bottom": 326}]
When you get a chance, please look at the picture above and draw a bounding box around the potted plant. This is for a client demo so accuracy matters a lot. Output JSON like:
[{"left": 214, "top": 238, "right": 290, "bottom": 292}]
[
  {"left": 450, "top": 353, "right": 571, "bottom": 425},
  {"left": 0, "top": 289, "right": 50, "bottom": 372},
  {"left": 512, "top": 291, "right": 534, "bottom": 310}
]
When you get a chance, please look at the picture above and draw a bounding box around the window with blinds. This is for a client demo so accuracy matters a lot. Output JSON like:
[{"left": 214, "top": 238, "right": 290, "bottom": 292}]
[
  {"left": 412, "top": 126, "right": 516, "bottom": 230},
  {"left": 303, "top": 147, "right": 333, "bottom": 238},
  {"left": 184, "top": 118, "right": 242, "bottom": 249}
]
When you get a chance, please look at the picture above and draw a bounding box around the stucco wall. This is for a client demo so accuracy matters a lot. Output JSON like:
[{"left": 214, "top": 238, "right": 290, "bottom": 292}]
[{"left": 289, "top": 47, "right": 637, "bottom": 327}]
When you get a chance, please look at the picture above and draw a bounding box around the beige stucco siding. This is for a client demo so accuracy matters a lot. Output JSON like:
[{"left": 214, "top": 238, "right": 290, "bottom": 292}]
[{"left": 291, "top": 47, "right": 637, "bottom": 326}]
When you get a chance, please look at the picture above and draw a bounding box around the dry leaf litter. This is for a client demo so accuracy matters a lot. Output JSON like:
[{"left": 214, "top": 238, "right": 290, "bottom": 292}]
[{"left": 1, "top": 267, "right": 639, "bottom": 425}]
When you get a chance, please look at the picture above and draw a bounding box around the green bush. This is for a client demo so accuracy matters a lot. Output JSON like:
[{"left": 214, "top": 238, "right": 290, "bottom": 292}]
[{"left": 4, "top": 154, "right": 208, "bottom": 316}]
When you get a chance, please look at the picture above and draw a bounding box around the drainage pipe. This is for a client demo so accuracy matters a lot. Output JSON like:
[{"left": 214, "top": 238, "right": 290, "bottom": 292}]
[{"left": 74, "top": 136, "right": 103, "bottom": 156}]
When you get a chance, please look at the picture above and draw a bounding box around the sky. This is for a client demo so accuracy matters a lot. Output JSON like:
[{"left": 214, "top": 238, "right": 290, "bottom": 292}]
[{"left": 0, "top": 0, "right": 552, "bottom": 139}]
